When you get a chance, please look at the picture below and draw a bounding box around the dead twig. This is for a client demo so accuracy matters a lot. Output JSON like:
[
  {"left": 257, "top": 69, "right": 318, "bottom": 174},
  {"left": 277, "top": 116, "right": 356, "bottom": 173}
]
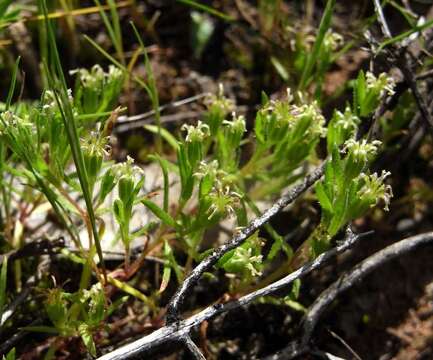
[
  {"left": 263, "top": 231, "right": 433, "bottom": 360},
  {"left": 114, "top": 93, "right": 209, "bottom": 133},
  {"left": 182, "top": 335, "right": 206, "bottom": 360},
  {"left": 97, "top": 227, "right": 366, "bottom": 360},
  {"left": 166, "top": 163, "right": 326, "bottom": 324},
  {"left": 302, "top": 231, "right": 433, "bottom": 350}
]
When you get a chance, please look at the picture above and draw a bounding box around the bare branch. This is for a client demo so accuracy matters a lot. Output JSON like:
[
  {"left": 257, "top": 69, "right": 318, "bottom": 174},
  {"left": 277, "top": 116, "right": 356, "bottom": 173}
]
[
  {"left": 302, "top": 231, "right": 433, "bottom": 348},
  {"left": 97, "top": 227, "right": 365, "bottom": 360},
  {"left": 261, "top": 231, "right": 433, "bottom": 360},
  {"left": 372, "top": 0, "right": 392, "bottom": 38},
  {"left": 166, "top": 163, "right": 326, "bottom": 324},
  {"left": 182, "top": 336, "right": 206, "bottom": 360}
]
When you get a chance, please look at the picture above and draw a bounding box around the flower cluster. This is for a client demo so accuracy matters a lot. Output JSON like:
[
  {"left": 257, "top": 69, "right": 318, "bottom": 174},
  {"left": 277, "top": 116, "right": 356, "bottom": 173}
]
[
  {"left": 358, "top": 170, "right": 393, "bottom": 211},
  {"left": 113, "top": 155, "right": 145, "bottom": 183},
  {"left": 366, "top": 72, "right": 396, "bottom": 97},
  {"left": 206, "top": 182, "right": 242, "bottom": 220},
  {"left": 71, "top": 65, "right": 123, "bottom": 92},
  {"left": 181, "top": 121, "right": 210, "bottom": 143},
  {"left": 323, "top": 30, "right": 344, "bottom": 51},
  {"left": 345, "top": 139, "right": 382, "bottom": 162},
  {"left": 333, "top": 106, "right": 360, "bottom": 131}
]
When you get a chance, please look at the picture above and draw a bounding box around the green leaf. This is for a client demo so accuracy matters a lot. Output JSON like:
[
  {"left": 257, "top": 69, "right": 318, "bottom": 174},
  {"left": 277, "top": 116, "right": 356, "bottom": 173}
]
[
  {"left": 299, "top": 0, "right": 336, "bottom": 89},
  {"left": 3, "top": 347, "right": 16, "bottom": 360},
  {"left": 142, "top": 199, "right": 177, "bottom": 228},
  {"left": 378, "top": 17, "right": 433, "bottom": 52},
  {"left": 331, "top": 145, "right": 344, "bottom": 190},
  {"left": 176, "top": 0, "right": 234, "bottom": 21},
  {"left": 5, "top": 57, "right": 20, "bottom": 111},
  {"left": 315, "top": 182, "right": 333, "bottom": 213},
  {"left": 199, "top": 173, "right": 214, "bottom": 198},
  {"left": 191, "top": 11, "right": 215, "bottom": 58},
  {"left": 0, "top": 256, "right": 8, "bottom": 317},
  {"left": 113, "top": 199, "right": 124, "bottom": 224},
  {"left": 149, "top": 154, "right": 170, "bottom": 212},
  {"left": 107, "top": 276, "right": 152, "bottom": 306},
  {"left": 159, "top": 242, "right": 172, "bottom": 294},
  {"left": 40, "top": 0, "right": 105, "bottom": 270},
  {"left": 78, "top": 322, "right": 96, "bottom": 357},
  {"left": 99, "top": 168, "right": 116, "bottom": 204},
  {"left": 355, "top": 70, "right": 366, "bottom": 116},
  {"left": 267, "top": 236, "right": 283, "bottom": 260},
  {"left": 270, "top": 56, "right": 289, "bottom": 81},
  {"left": 88, "top": 289, "right": 105, "bottom": 325},
  {"left": 144, "top": 125, "right": 179, "bottom": 151}
]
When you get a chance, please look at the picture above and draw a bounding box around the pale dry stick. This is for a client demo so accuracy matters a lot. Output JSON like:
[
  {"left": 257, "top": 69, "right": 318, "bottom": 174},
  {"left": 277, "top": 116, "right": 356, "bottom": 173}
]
[
  {"left": 115, "top": 93, "right": 208, "bottom": 126},
  {"left": 182, "top": 335, "right": 206, "bottom": 360},
  {"left": 97, "top": 227, "right": 366, "bottom": 360},
  {"left": 115, "top": 111, "right": 199, "bottom": 133},
  {"left": 166, "top": 163, "right": 326, "bottom": 324},
  {"left": 266, "top": 231, "right": 433, "bottom": 360}
]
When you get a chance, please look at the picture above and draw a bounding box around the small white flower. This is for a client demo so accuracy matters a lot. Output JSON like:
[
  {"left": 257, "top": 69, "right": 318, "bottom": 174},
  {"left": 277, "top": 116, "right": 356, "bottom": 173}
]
[
  {"left": 334, "top": 106, "right": 360, "bottom": 131},
  {"left": 366, "top": 72, "right": 396, "bottom": 97},
  {"left": 181, "top": 121, "right": 210, "bottom": 143},
  {"left": 223, "top": 114, "right": 246, "bottom": 134},
  {"left": 345, "top": 139, "right": 382, "bottom": 161},
  {"left": 324, "top": 30, "right": 343, "bottom": 51},
  {"left": 358, "top": 170, "right": 393, "bottom": 211},
  {"left": 193, "top": 160, "right": 220, "bottom": 179},
  {"left": 207, "top": 183, "right": 242, "bottom": 220},
  {"left": 113, "top": 155, "right": 144, "bottom": 181}
]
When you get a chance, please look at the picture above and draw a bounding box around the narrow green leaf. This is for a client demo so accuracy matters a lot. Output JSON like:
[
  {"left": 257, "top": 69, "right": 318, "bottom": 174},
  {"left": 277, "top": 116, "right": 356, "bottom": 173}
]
[
  {"left": 130, "top": 22, "right": 162, "bottom": 153},
  {"left": 40, "top": 0, "right": 105, "bottom": 271},
  {"left": 378, "top": 17, "right": 433, "bottom": 52},
  {"left": 159, "top": 242, "right": 172, "bottom": 294},
  {"left": 3, "top": 347, "right": 16, "bottom": 360},
  {"left": 0, "top": 256, "right": 8, "bottom": 316},
  {"left": 177, "top": 0, "right": 234, "bottom": 21},
  {"left": 144, "top": 125, "right": 179, "bottom": 151},
  {"left": 107, "top": 276, "right": 152, "bottom": 305},
  {"left": 5, "top": 57, "right": 20, "bottom": 111},
  {"left": 78, "top": 322, "right": 96, "bottom": 357},
  {"left": 142, "top": 199, "right": 177, "bottom": 228},
  {"left": 315, "top": 182, "right": 333, "bottom": 213},
  {"left": 299, "top": 0, "right": 336, "bottom": 89},
  {"left": 149, "top": 155, "right": 170, "bottom": 212}
]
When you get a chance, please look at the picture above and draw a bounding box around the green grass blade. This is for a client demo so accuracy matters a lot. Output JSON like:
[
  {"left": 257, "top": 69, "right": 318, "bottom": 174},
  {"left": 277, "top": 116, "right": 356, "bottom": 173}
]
[
  {"left": 378, "top": 17, "right": 433, "bottom": 52},
  {"left": 83, "top": 34, "right": 151, "bottom": 92},
  {"left": 40, "top": 0, "right": 105, "bottom": 275},
  {"left": 0, "top": 256, "right": 8, "bottom": 316},
  {"left": 176, "top": 0, "right": 234, "bottom": 21},
  {"left": 299, "top": 0, "right": 336, "bottom": 90},
  {"left": 5, "top": 57, "right": 20, "bottom": 111},
  {"left": 93, "top": 0, "right": 124, "bottom": 64},
  {"left": 0, "top": 0, "right": 13, "bottom": 19},
  {"left": 130, "top": 22, "right": 162, "bottom": 153}
]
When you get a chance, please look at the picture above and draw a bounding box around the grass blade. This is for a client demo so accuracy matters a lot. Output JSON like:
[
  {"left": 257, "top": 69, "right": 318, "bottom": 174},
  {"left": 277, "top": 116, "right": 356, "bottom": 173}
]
[
  {"left": 5, "top": 57, "right": 20, "bottom": 111},
  {"left": 0, "top": 256, "right": 8, "bottom": 316},
  {"left": 176, "top": 0, "right": 234, "bottom": 21},
  {"left": 39, "top": 0, "right": 105, "bottom": 276},
  {"left": 93, "top": 0, "right": 124, "bottom": 64},
  {"left": 299, "top": 0, "right": 336, "bottom": 90},
  {"left": 130, "top": 22, "right": 162, "bottom": 153}
]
